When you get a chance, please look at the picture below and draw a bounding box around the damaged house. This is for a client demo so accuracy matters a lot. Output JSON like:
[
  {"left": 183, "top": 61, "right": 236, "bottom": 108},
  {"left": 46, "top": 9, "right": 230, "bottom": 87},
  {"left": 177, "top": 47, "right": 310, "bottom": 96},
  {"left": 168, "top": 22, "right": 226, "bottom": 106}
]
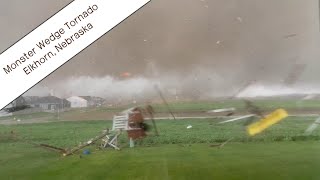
[
  {"left": 79, "top": 96, "right": 105, "bottom": 107},
  {"left": 25, "top": 96, "right": 71, "bottom": 111},
  {"left": 67, "top": 96, "right": 88, "bottom": 108},
  {"left": 67, "top": 96, "right": 105, "bottom": 108}
]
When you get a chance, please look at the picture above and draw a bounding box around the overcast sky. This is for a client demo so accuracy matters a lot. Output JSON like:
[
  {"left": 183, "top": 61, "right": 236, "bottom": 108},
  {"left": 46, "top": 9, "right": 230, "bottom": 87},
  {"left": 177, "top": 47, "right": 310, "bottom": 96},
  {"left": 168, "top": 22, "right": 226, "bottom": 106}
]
[{"left": 1, "top": 0, "right": 320, "bottom": 99}]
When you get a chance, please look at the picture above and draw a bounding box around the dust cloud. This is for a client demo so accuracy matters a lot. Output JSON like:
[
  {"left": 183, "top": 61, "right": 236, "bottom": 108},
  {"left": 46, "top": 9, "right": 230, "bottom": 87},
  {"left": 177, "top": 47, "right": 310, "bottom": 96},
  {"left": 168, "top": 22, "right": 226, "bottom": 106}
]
[{"left": 1, "top": 0, "right": 320, "bottom": 100}]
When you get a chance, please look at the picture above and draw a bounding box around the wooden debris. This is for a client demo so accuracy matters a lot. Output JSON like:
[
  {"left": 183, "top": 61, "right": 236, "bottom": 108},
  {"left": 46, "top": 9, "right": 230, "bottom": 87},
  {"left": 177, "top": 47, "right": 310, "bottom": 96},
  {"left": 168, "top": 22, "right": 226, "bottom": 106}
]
[
  {"left": 154, "top": 85, "right": 176, "bottom": 120},
  {"left": 209, "top": 138, "right": 233, "bottom": 148},
  {"left": 27, "top": 141, "right": 66, "bottom": 154},
  {"left": 145, "top": 105, "right": 159, "bottom": 136},
  {"left": 39, "top": 144, "right": 66, "bottom": 153},
  {"left": 63, "top": 129, "right": 110, "bottom": 156}
]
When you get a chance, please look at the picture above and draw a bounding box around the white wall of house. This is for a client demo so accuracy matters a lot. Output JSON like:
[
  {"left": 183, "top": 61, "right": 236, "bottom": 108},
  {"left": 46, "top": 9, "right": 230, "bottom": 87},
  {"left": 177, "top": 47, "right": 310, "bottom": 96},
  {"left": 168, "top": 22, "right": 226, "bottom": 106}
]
[{"left": 67, "top": 96, "right": 88, "bottom": 108}]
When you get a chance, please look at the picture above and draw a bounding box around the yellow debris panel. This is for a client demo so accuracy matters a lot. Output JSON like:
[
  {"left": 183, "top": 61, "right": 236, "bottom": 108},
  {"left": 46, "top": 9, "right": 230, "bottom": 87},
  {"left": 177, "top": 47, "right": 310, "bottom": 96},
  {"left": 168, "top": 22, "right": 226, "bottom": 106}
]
[{"left": 247, "top": 108, "right": 288, "bottom": 136}]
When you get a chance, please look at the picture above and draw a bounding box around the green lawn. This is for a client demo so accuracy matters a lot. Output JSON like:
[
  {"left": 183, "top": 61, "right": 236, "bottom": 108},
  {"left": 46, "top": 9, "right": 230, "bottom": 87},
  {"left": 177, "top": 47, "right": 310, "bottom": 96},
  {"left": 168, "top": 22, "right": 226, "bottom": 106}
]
[
  {"left": 1, "top": 117, "right": 318, "bottom": 147},
  {"left": 2, "top": 99, "right": 320, "bottom": 123},
  {"left": 0, "top": 112, "right": 54, "bottom": 121},
  {"left": 1, "top": 117, "right": 320, "bottom": 179},
  {"left": 1, "top": 142, "right": 320, "bottom": 180},
  {"left": 151, "top": 99, "right": 320, "bottom": 112}
]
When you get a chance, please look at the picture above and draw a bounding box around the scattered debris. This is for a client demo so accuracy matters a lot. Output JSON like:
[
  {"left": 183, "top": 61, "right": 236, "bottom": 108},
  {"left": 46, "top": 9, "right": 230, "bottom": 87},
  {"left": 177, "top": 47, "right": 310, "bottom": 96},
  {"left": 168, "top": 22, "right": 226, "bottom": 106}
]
[
  {"left": 107, "top": 106, "right": 159, "bottom": 149},
  {"left": 120, "top": 72, "right": 131, "bottom": 78},
  {"left": 209, "top": 138, "right": 233, "bottom": 148},
  {"left": 236, "top": 17, "right": 243, "bottom": 23},
  {"left": 218, "top": 114, "right": 255, "bottom": 124},
  {"left": 283, "top": 33, "right": 297, "bottom": 39},
  {"left": 226, "top": 112, "right": 234, "bottom": 116},
  {"left": 244, "top": 100, "right": 265, "bottom": 118},
  {"left": 63, "top": 129, "right": 111, "bottom": 156},
  {"left": 145, "top": 104, "right": 159, "bottom": 136},
  {"left": 154, "top": 85, "right": 176, "bottom": 120},
  {"left": 39, "top": 144, "right": 66, "bottom": 153},
  {"left": 83, "top": 149, "right": 91, "bottom": 155},
  {"left": 231, "top": 80, "right": 256, "bottom": 99},
  {"left": 207, "top": 108, "right": 236, "bottom": 113},
  {"left": 28, "top": 141, "right": 66, "bottom": 154},
  {"left": 218, "top": 137, "right": 233, "bottom": 148},
  {"left": 101, "top": 131, "right": 121, "bottom": 150},
  {"left": 304, "top": 116, "right": 320, "bottom": 135}
]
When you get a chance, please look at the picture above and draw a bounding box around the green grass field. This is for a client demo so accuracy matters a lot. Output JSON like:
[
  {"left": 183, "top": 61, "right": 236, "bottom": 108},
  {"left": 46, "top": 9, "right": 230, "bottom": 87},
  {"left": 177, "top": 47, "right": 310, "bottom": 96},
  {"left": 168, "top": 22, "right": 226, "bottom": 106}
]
[
  {"left": 152, "top": 99, "right": 320, "bottom": 112},
  {"left": 1, "top": 142, "right": 320, "bottom": 180},
  {"left": 1, "top": 99, "right": 320, "bottom": 123},
  {"left": 0, "top": 112, "right": 53, "bottom": 121},
  {"left": 1, "top": 115, "right": 320, "bottom": 179}
]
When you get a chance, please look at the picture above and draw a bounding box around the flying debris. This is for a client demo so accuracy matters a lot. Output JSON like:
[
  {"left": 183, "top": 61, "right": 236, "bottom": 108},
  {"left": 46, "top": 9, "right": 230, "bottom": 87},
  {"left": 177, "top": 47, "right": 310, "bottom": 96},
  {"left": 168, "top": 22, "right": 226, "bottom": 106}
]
[
  {"left": 231, "top": 80, "right": 256, "bottom": 99},
  {"left": 218, "top": 114, "right": 255, "bottom": 124},
  {"left": 154, "top": 85, "right": 176, "bottom": 120},
  {"left": 284, "top": 64, "right": 306, "bottom": 85},
  {"left": 236, "top": 17, "right": 243, "bottom": 23},
  {"left": 283, "top": 33, "right": 297, "bottom": 39},
  {"left": 145, "top": 104, "right": 159, "bottom": 136},
  {"left": 247, "top": 109, "right": 288, "bottom": 136},
  {"left": 218, "top": 100, "right": 282, "bottom": 126},
  {"left": 120, "top": 72, "right": 132, "bottom": 78},
  {"left": 207, "top": 108, "right": 236, "bottom": 113},
  {"left": 244, "top": 100, "right": 265, "bottom": 118},
  {"left": 207, "top": 108, "right": 235, "bottom": 117}
]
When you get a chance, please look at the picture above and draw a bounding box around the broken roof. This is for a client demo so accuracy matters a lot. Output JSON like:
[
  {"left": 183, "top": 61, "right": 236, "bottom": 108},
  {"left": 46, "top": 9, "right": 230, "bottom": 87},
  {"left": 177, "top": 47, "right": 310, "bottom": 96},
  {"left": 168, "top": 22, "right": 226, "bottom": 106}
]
[
  {"left": 79, "top": 96, "right": 105, "bottom": 102},
  {"left": 37, "top": 96, "right": 70, "bottom": 104}
]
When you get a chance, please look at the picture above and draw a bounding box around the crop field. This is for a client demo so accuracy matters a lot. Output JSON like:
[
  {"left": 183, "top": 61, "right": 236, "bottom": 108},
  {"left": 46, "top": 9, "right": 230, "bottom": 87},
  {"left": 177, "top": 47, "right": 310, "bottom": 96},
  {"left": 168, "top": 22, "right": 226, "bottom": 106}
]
[{"left": 1, "top": 112, "right": 320, "bottom": 179}]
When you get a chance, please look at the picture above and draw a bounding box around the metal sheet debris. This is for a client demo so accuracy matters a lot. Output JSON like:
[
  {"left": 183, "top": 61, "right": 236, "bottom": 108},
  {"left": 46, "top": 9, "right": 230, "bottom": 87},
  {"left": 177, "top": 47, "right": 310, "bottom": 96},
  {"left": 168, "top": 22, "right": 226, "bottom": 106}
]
[{"left": 304, "top": 116, "right": 320, "bottom": 135}]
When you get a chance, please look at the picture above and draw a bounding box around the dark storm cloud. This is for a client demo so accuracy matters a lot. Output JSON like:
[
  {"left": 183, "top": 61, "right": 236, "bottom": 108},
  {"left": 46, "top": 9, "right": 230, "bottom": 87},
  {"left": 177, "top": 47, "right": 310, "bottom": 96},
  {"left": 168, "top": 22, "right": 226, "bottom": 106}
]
[{"left": 1, "top": 0, "right": 319, "bottom": 98}]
